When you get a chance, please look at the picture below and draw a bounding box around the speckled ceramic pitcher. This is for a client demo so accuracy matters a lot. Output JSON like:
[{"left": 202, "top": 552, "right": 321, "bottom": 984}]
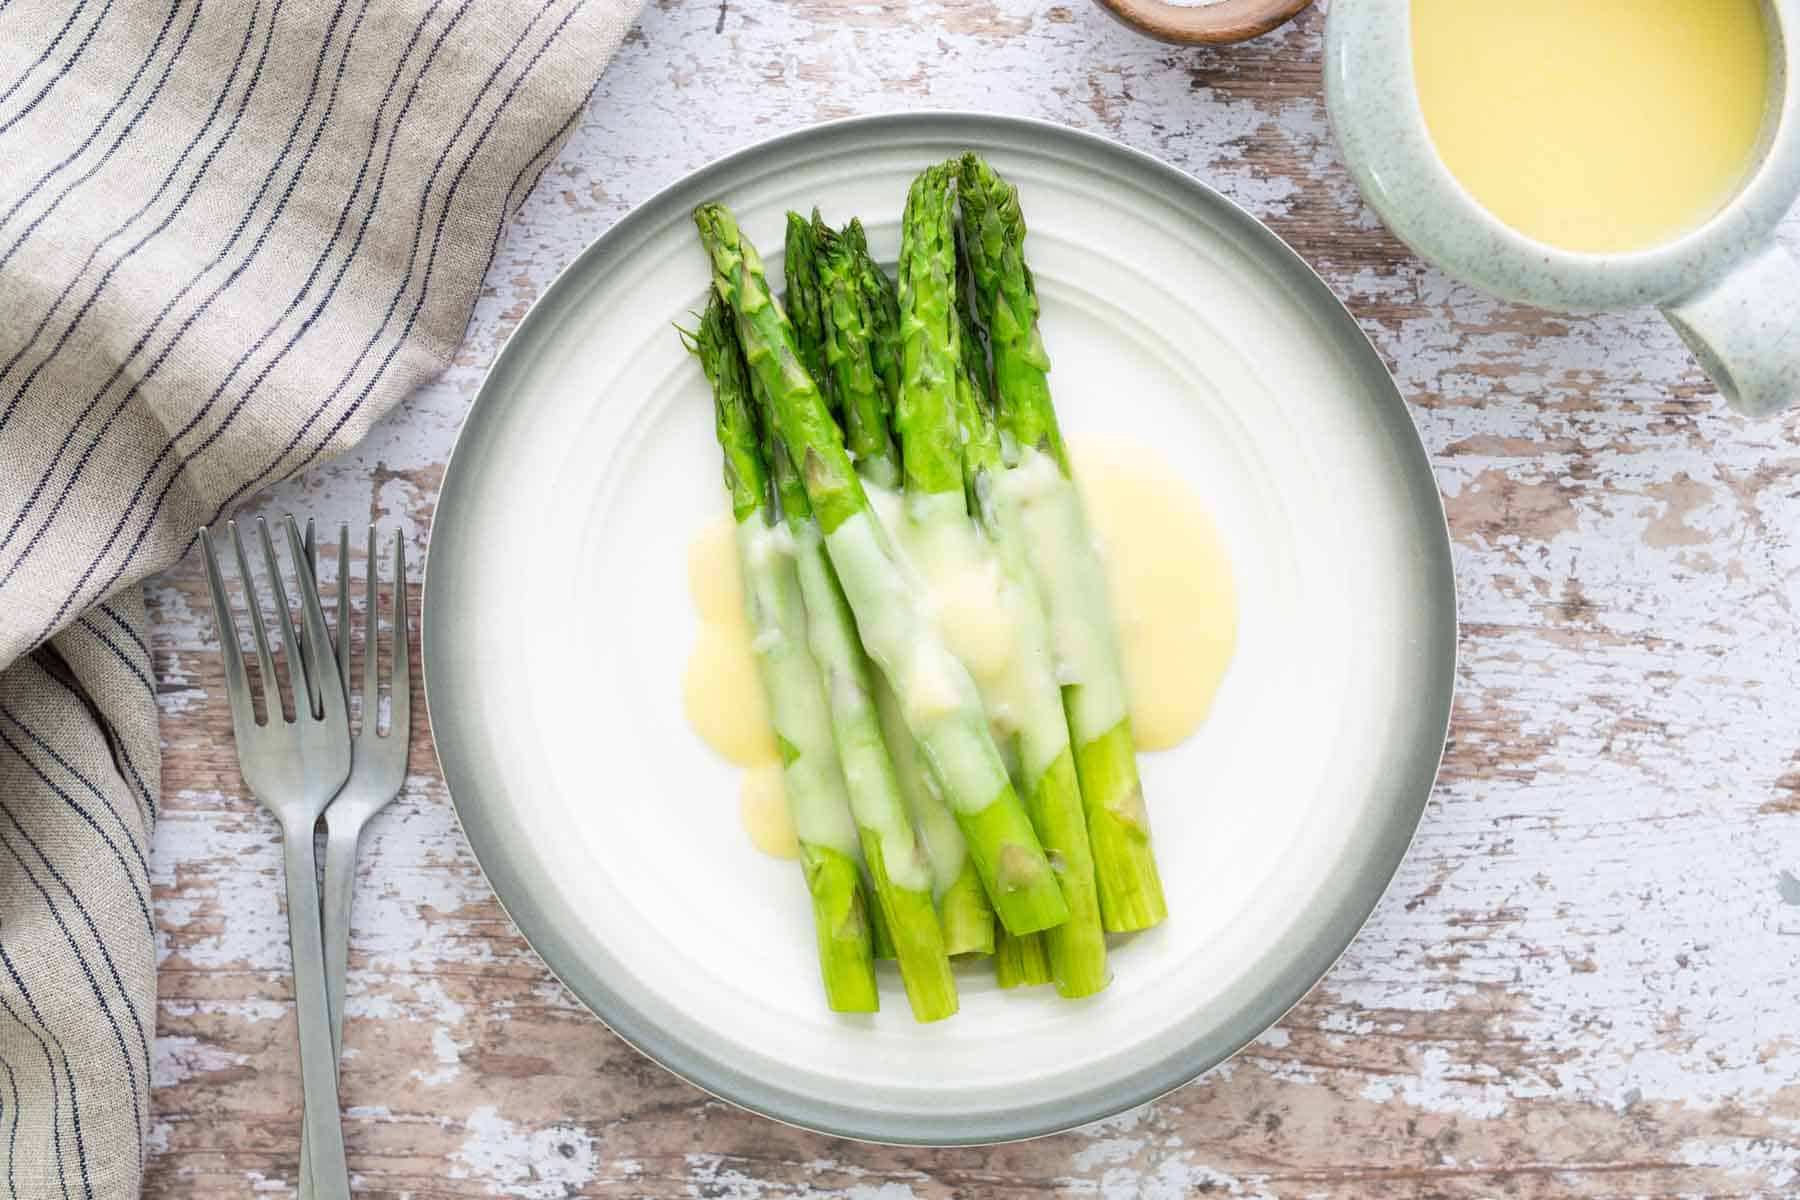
[{"left": 1324, "top": 0, "right": 1800, "bottom": 417}]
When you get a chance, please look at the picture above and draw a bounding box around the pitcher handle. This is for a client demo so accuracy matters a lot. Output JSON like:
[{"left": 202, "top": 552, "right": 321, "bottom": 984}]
[{"left": 1662, "top": 241, "right": 1800, "bottom": 418}]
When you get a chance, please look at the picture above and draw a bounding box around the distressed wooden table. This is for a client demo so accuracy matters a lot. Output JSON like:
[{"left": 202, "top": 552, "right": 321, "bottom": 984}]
[{"left": 143, "top": 2, "right": 1800, "bottom": 1195}]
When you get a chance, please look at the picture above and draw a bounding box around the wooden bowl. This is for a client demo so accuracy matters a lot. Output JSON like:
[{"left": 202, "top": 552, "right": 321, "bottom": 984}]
[{"left": 1094, "top": 0, "right": 1313, "bottom": 45}]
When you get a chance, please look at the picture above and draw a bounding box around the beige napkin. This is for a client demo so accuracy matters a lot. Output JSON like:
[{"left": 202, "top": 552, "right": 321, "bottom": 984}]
[{"left": 0, "top": 0, "right": 639, "bottom": 1191}]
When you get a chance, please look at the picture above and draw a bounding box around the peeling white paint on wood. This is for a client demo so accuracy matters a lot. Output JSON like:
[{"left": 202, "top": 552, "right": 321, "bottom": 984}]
[{"left": 144, "top": 1, "right": 1800, "bottom": 1196}]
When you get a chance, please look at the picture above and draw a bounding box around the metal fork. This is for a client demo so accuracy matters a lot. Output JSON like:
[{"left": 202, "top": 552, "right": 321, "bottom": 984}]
[
  {"left": 200, "top": 517, "right": 353, "bottom": 1200},
  {"left": 298, "top": 523, "right": 411, "bottom": 1199}
]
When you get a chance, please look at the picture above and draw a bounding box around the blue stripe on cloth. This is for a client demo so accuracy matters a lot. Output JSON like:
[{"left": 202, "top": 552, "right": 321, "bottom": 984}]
[
  {"left": 0, "top": 945, "right": 88, "bottom": 1200},
  {"left": 215, "top": 0, "right": 580, "bottom": 519},
  {"left": 0, "top": 1049, "right": 18, "bottom": 1198},
  {"left": 0, "top": 719, "right": 154, "bottom": 942},
  {"left": 0, "top": 0, "right": 117, "bottom": 140},
  {"left": 0, "top": 0, "right": 242, "bottom": 414},
  {"left": 149, "top": 0, "right": 451, "bottom": 460},
  {"left": 0, "top": 0, "right": 403, "bottom": 574},
  {"left": 94, "top": 605, "right": 150, "bottom": 664},
  {"left": 0, "top": 989, "right": 67, "bottom": 1200},
  {"left": 0, "top": 0, "right": 184, "bottom": 257},
  {"left": 477, "top": 93, "right": 586, "bottom": 292},
  {"left": 148, "top": 0, "right": 483, "bottom": 525},
  {"left": 261, "top": 0, "right": 589, "bottom": 491},
  {"left": 38, "top": 658, "right": 157, "bottom": 825},
  {"left": 72, "top": 620, "right": 152, "bottom": 701},
  {"left": 0, "top": 815, "right": 146, "bottom": 1170},
  {"left": 4, "top": 0, "right": 366, "bottom": 622},
  {"left": 41, "top": 0, "right": 515, "bottom": 627},
  {"left": 0, "top": 705, "right": 150, "bottom": 882},
  {"left": 0, "top": 0, "right": 306, "bottom": 583},
  {"left": 0, "top": 0, "right": 267, "bottom": 440},
  {"left": 0, "top": 0, "right": 94, "bottom": 114},
  {"left": 148, "top": 0, "right": 476, "bottom": 565},
  {"left": 0, "top": 0, "right": 105, "bottom": 129}
]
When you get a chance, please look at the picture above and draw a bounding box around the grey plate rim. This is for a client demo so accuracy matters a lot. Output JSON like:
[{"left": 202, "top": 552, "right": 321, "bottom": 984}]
[{"left": 421, "top": 110, "right": 1458, "bottom": 1147}]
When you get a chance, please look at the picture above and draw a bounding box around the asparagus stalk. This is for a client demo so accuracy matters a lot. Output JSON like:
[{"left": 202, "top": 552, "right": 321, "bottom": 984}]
[
  {"left": 872, "top": 669, "right": 995, "bottom": 956},
  {"left": 696, "top": 199, "right": 1068, "bottom": 937},
  {"left": 958, "top": 153, "right": 1167, "bottom": 932},
  {"left": 994, "top": 928, "right": 1053, "bottom": 989},
  {"left": 771, "top": 434, "right": 954, "bottom": 1017},
  {"left": 774, "top": 222, "right": 958, "bottom": 1022},
  {"left": 953, "top": 269, "right": 1109, "bottom": 997},
  {"left": 683, "top": 295, "right": 876, "bottom": 1012},
  {"left": 868, "top": 893, "right": 897, "bottom": 961}
]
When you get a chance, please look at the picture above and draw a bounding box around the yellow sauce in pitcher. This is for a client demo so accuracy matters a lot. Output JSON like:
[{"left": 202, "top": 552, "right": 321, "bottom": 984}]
[{"left": 1413, "top": 0, "right": 1770, "bottom": 253}]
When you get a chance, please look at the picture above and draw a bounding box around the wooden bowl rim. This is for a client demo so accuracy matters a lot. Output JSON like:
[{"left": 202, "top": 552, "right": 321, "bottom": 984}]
[{"left": 1094, "top": 0, "right": 1314, "bottom": 45}]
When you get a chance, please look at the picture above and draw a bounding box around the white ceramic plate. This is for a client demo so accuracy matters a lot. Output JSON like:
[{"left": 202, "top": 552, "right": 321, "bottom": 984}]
[{"left": 423, "top": 113, "right": 1455, "bottom": 1145}]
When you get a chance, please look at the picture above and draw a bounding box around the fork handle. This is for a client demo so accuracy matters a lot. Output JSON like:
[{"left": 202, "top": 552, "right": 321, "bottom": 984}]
[
  {"left": 283, "top": 825, "right": 353, "bottom": 1200},
  {"left": 298, "top": 819, "right": 361, "bottom": 1198}
]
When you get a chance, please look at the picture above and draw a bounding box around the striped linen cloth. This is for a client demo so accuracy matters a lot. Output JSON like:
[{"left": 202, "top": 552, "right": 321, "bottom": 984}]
[{"left": 0, "top": 0, "right": 638, "bottom": 1193}]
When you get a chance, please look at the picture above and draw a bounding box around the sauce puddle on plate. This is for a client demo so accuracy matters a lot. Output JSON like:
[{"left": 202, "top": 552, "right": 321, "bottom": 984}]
[
  {"left": 1412, "top": 0, "right": 1769, "bottom": 253},
  {"left": 684, "top": 434, "right": 1238, "bottom": 855}
]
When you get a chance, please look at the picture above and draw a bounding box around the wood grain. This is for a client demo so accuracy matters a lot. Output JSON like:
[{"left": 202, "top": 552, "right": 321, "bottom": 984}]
[
  {"left": 143, "top": 2, "right": 1800, "bottom": 1195},
  {"left": 1094, "top": 0, "right": 1312, "bottom": 47}
]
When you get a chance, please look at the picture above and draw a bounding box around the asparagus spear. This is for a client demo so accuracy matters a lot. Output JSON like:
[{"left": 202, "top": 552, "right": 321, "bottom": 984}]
[
  {"left": 846, "top": 219, "right": 904, "bottom": 430},
  {"left": 683, "top": 295, "right": 876, "bottom": 1012},
  {"left": 789, "top": 213, "right": 895, "bottom": 965},
  {"left": 784, "top": 211, "right": 833, "bottom": 408},
  {"left": 953, "top": 269, "right": 1109, "bottom": 997},
  {"left": 695, "top": 199, "right": 1068, "bottom": 937},
  {"left": 815, "top": 219, "right": 902, "bottom": 489},
  {"left": 774, "top": 222, "right": 958, "bottom": 1022},
  {"left": 958, "top": 153, "right": 1167, "bottom": 932},
  {"left": 810, "top": 212, "right": 996, "bottom": 954}
]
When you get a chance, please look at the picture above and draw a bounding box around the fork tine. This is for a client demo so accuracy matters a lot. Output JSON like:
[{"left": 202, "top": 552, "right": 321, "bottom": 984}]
[
  {"left": 361, "top": 525, "right": 379, "bottom": 738},
  {"left": 335, "top": 523, "right": 350, "bottom": 693},
  {"left": 287, "top": 516, "right": 346, "bottom": 728},
  {"left": 200, "top": 527, "right": 258, "bottom": 734},
  {"left": 230, "top": 520, "right": 282, "bottom": 722},
  {"left": 300, "top": 518, "right": 320, "bottom": 684},
  {"left": 389, "top": 530, "right": 410, "bottom": 743},
  {"left": 259, "top": 518, "right": 315, "bottom": 722}
]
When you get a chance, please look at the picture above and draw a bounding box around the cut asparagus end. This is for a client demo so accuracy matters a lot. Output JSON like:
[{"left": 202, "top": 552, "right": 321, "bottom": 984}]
[
  {"left": 994, "top": 928, "right": 1053, "bottom": 989},
  {"left": 871, "top": 868, "right": 959, "bottom": 1021},
  {"left": 867, "top": 873, "right": 897, "bottom": 961},
  {"left": 939, "top": 859, "right": 996, "bottom": 957},
  {"left": 956, "top": 787, "right": 1070, "bottom": 935},
  {"left": 1027, "top": 748, "right": 1110, "bottom": 998},
  {"left": 1074, "top": 714, "right": 1167, "bottom": 932},
  {"left": 803, "top": 846, "right": 879, "bottom": 1012}
]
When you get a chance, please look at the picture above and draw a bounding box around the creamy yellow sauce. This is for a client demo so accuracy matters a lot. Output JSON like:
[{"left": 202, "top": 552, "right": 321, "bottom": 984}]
[
  {"left": 682, "top": 515, "right": 776, "bottom": 767},
  {"left": 1413, "top": 0, "right": 1768, "bottom": 253},
  {"left": 1071, "top": 437, "right": 1237, "bottom": 751},
  {"left": 684, "top": 436, "right": 1238, "bottom": 855},
  {"left": 738, "top": 764, "right": 798, "bottom": 859}
]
